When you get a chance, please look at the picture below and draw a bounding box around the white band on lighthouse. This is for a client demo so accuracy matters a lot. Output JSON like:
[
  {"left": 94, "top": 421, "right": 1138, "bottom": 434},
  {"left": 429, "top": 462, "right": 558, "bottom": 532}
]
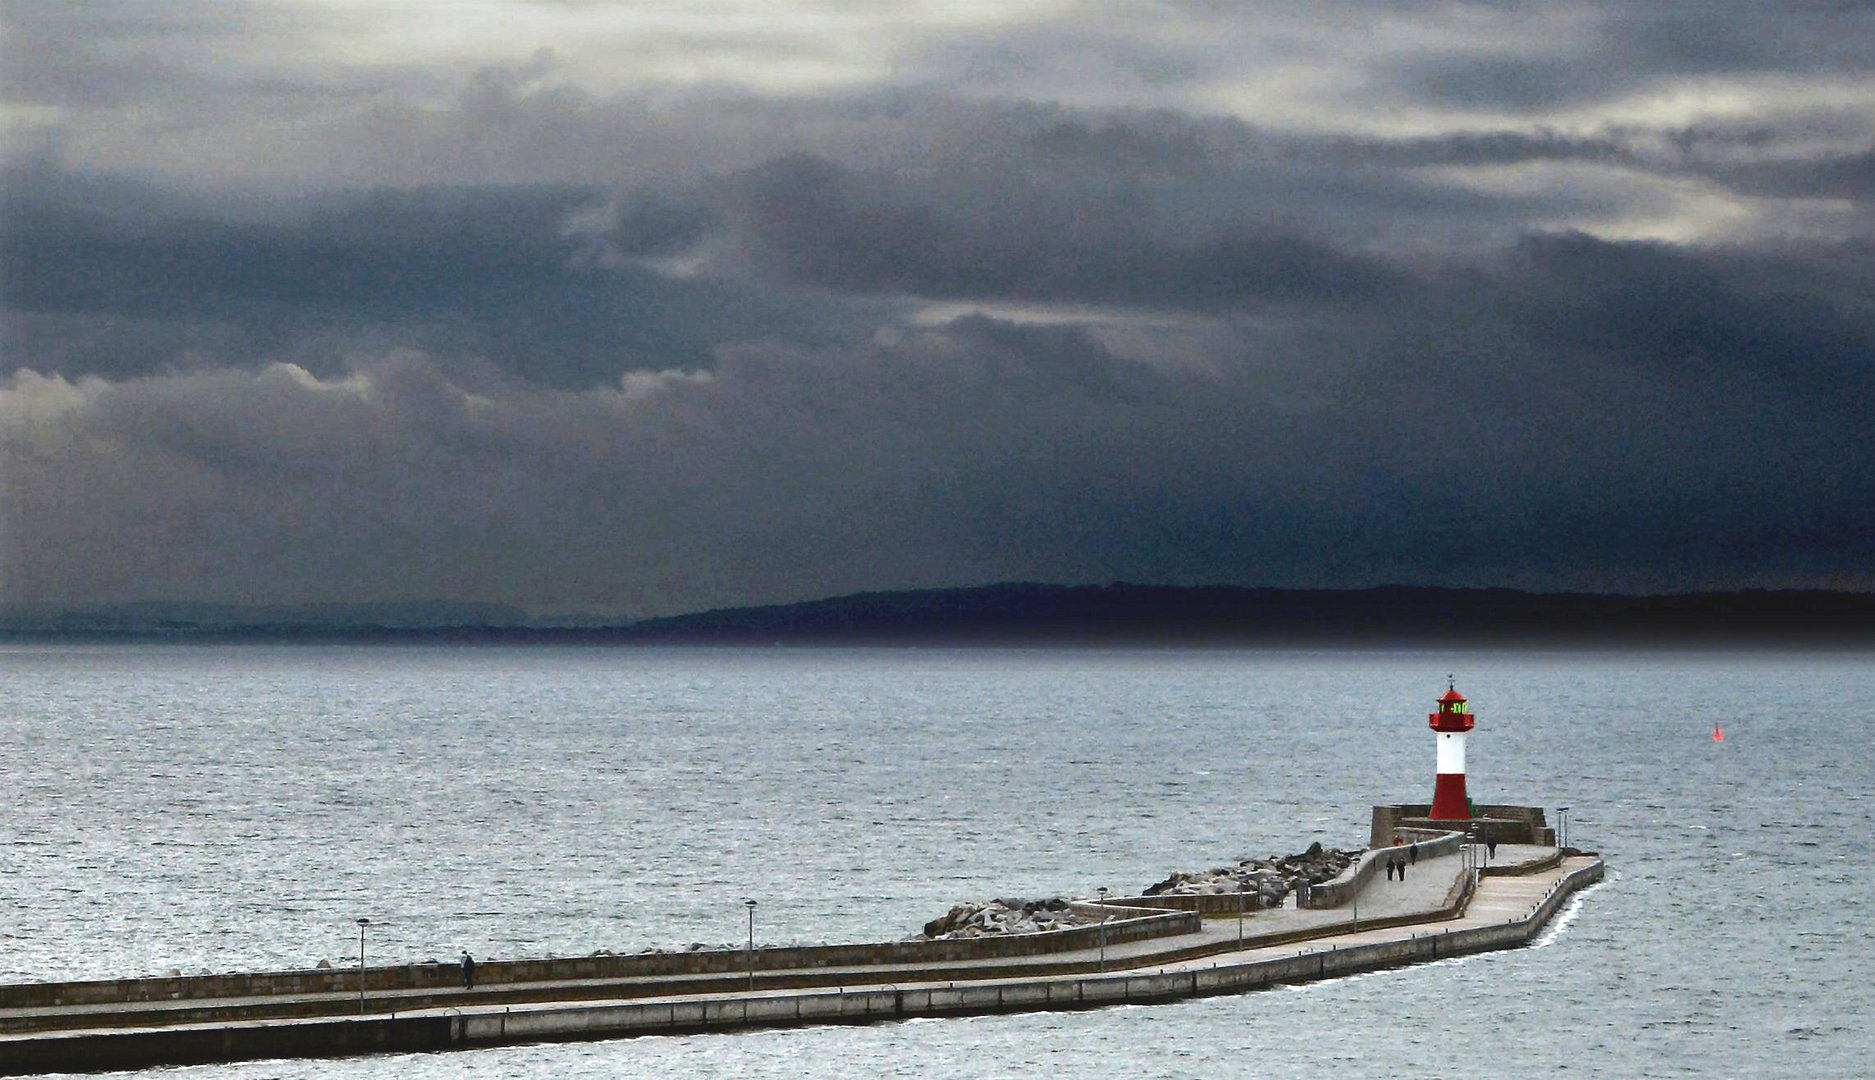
[{"left": 1436, "top": 730, "right": 1466, "bottom": 774}]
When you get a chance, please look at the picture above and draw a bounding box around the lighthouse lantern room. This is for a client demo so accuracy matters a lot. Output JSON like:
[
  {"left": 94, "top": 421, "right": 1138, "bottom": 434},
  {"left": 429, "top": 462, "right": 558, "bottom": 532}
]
[{"left": 1428, "top": 680, "right": 1474, "bottom": 821}]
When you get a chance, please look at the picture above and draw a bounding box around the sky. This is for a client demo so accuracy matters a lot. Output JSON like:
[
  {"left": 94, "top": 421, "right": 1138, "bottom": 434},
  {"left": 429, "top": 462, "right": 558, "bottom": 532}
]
[{"left": 2, "top": 1, "right": 1873, "bottom": 619}]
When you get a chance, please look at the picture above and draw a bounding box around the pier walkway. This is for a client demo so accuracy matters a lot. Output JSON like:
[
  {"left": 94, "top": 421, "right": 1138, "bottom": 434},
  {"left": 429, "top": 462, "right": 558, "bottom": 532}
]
[{"left": 0, "top": 846, "right": 1601, "bottom": 1073}]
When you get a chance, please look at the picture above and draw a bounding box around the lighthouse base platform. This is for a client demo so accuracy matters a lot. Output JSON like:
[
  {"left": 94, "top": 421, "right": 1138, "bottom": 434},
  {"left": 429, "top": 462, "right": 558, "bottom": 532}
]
[{"left": 1370, "top": 803, "right": 1558, "bottom": 848}]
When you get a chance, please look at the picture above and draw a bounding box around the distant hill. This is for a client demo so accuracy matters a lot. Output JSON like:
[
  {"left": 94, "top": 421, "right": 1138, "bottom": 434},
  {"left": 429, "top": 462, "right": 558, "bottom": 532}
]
[
  {"left": 614, "top": 583, "right": 1875, "bottom": 645},
  {"left": 0, "top": 601, "right": 530, "bottom": 638},
  {"left": 4, "top": 585, "right": 1872, "bottom": 644}
]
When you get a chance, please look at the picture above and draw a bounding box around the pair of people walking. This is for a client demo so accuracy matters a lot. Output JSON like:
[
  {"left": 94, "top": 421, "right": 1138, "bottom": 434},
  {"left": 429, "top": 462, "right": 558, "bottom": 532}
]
[{"left": 1385, "top": 840, "right": 1420, "bottom": 882}]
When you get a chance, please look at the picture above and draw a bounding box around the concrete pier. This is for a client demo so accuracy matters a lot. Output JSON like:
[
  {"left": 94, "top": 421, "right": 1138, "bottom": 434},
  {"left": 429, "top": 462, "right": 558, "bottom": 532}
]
[{"left": 0, "top": 845, "right": 1602, "bottom": 1075}]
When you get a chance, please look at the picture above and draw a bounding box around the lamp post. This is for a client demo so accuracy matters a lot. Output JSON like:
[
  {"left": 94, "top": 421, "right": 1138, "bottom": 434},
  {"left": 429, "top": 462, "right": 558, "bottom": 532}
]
[
  {"left": 1558, "top": 806, "right": 1570, "bottom": 850},
  {"left": 355, "top": 918, "right": 370, "bottom": 1015},
  {"left": 1237, "top": 883, "right": 1245, "bottom": 947},
  {"left": 743, "top": 899, "right": 757, "bottom": 991},
  {"left": 1096, "top": 888, "right": 1108, "bottom": 971}
]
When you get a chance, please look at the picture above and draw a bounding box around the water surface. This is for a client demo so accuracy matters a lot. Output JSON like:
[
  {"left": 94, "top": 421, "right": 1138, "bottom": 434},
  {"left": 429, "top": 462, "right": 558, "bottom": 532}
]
[{"left": 2, "top": 645, "right": 1867, "bottom": 1078}]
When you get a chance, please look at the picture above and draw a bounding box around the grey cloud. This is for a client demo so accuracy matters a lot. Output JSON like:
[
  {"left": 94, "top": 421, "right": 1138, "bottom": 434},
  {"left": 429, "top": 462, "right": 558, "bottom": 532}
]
[
  {"left": 0, "top": 0, "right": 380, "bottom": 113},
  {"left": 1322, "top": 130, "right": 1631, "bottom": 169},
  {"left": 870, "top": 1, "right": 1875, "bottom": 130},
  {"left": 0, "top": 1, "right": 242, "bottom": 108},
  {"left": 1405, "top": 56, "right": 1599, "bottom": 112},
  {"left": 6, "top": 86, "right": 1627, "bottom": 386},
  {"left": 0, "top": 168, "right": 839, "bottom": 387},
  {"left": 1492, "top": 232, "right": 1875, "bottom": 396},
  {"left": 720, "top": 153, "right": 1413, "bottom": 311},
  {"left": 1386, "top": 3, "right": 1875, "bottom": 112},
  {"left": 8, "top": 231, "right": 1873, "bottom": 616},
  {"left": 1610, "top": 2, "right": 1875, "bottom": 77},
  {"left": 1712, "top": 147, "right": 1875, "bottom": 204},
  {"left": 5, "top": 1, "right": 1875, "bottom": 614}
]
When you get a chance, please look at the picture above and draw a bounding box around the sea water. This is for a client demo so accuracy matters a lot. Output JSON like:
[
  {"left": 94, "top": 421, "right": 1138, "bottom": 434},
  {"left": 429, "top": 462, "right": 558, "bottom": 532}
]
[{"left": 2, "top": 645, "right": 1869, "bottom": 1078}]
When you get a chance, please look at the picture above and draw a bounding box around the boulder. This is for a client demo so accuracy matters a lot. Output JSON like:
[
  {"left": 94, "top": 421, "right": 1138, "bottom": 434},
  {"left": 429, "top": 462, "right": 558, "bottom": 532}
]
[
  {"left": 1143, "top": 873, "right": 1185, "bottom": 896},
  {"left": 923, "top": 903, "right": 978, "bottom": 938},
  {"left": 920, "top": 896, "right": 1095, "bottom": 939},
  {"left": 1147, "top": 844, "right": 1359, "bottom": 904}
]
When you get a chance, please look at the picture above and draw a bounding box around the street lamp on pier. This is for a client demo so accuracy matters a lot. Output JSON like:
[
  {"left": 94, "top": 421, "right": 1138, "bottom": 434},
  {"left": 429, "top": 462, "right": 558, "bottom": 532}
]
[
  {"left": 743, "top": 899, "right": 757, "bottom": 991},
  {"left": 1096, "top": 888, "right": 1109, "bottom": 971},
  {"left": 1237, "top": 883, "right": 1246, "bottom": 947},
  {"left": 1558, "top": 806, "right": 1570, "bottom": 850},
  {"left": 355, "top": 918, "right": 370, "bottom": 1015}
]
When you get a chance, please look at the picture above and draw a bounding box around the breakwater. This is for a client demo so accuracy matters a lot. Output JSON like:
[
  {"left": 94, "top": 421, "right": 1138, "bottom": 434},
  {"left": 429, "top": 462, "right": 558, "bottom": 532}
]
[
  {"left": 0, "top": 903, "right": 1197, "bottom": 1015},
  {"left": 0, "top": 848, "right": 1601, "bottom": 1075}
]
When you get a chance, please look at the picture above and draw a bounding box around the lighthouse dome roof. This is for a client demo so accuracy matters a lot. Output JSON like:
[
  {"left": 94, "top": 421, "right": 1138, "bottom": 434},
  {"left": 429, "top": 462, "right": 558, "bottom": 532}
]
[{"left": 1438, "top": 687, "right": 1467, "bottom": 703}]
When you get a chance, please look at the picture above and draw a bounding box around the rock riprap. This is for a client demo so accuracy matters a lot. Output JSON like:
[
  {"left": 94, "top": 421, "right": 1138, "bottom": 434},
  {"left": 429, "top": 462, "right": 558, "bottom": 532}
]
[
  {"left": 921, "top": 897, "right": 1101, "bottom": 939},
  {"left": 921, "top": 844, "right": 1360, "bottom": 937},
  {"left": 1142, "top": 842, "right": 1359, "bottom": 906}
]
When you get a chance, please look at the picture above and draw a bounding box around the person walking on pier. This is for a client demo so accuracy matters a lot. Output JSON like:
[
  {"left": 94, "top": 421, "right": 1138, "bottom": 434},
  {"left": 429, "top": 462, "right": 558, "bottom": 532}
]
[
  {"left": 1385, "top": 858, "right": 1395, "bottom": 881},
  {"left": 1409, "top": 842, "right": 1419, "bottom": 865},
  {"left": 460, "top": 951, "right": 476, "bottom": 989}
]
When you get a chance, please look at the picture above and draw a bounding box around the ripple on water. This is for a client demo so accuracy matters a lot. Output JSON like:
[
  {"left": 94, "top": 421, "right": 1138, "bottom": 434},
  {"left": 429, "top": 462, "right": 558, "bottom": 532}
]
[{"left": 3, "top": 645, "right": 1871, "bottom": 1079}]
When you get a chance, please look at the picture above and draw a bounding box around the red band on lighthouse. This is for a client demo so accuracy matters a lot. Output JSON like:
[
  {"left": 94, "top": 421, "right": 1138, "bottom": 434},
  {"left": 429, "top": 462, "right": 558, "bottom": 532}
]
[
  {"left": 1431, "top": 769, "right": 1468, "bottom": 820},
  {"left": 1428, "top": 683, "right": 1474, "bottom": 820}
]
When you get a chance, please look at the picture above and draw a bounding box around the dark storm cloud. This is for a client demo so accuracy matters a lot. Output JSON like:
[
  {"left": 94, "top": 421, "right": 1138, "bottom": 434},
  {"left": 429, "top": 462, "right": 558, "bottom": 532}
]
[
  {"left": 0, "top": 168, "right": 844, "bottom": 387},
  {"left": 1713, "top": 147, "right": 1875, "bottom": 204},
  {"left": 1, "top": 174, "right": 604, "bottom": 320},
  {"left": 1384, "top": 3, "right": 1875, "bottom": 112},
  {"left": 8, "top": 230, "right": 1873, "bottom": 614},
  {"left": 722, "top": 153, "right": 1412, "bottom": 312},
  {"left": 1494, "top": 232, "right": 1875, "bottom": 389},
  {"left": 1324, "top": 130, "right": 1631, "bottom": 169},
  {"left": 1243, "top": 236, "right": 1875, "bottom": 591},
  {"left": 4, "top": 0, "right": 1875, "bottom": 615},
  {"left": 3, "top": 89, "right": 1611, "bottom": 385}
]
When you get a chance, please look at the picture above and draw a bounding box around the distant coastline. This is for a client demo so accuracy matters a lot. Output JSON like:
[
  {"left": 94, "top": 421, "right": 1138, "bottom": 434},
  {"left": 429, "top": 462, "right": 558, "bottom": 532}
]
[{"left": 5, "top": 583, "right": 1873, "bottom": 645}]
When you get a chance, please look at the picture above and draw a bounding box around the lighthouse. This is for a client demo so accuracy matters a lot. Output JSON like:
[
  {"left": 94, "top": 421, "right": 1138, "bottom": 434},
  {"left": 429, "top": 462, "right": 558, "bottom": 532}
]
[{"left": 1428, "top": 680, "right": 1474, "bottom": 820}]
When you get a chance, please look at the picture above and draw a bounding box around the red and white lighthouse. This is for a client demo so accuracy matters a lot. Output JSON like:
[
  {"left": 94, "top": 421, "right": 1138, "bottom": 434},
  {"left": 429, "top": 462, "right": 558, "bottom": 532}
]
[{"left": 1428, "top": 680, "right": 1474, "bottom": 820}]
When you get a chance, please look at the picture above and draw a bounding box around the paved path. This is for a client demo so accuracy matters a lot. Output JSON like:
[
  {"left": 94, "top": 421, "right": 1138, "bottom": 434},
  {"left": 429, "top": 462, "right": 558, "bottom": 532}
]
[{"left": 277, "top": 854, "right": 1598, "bottom": 1024}]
